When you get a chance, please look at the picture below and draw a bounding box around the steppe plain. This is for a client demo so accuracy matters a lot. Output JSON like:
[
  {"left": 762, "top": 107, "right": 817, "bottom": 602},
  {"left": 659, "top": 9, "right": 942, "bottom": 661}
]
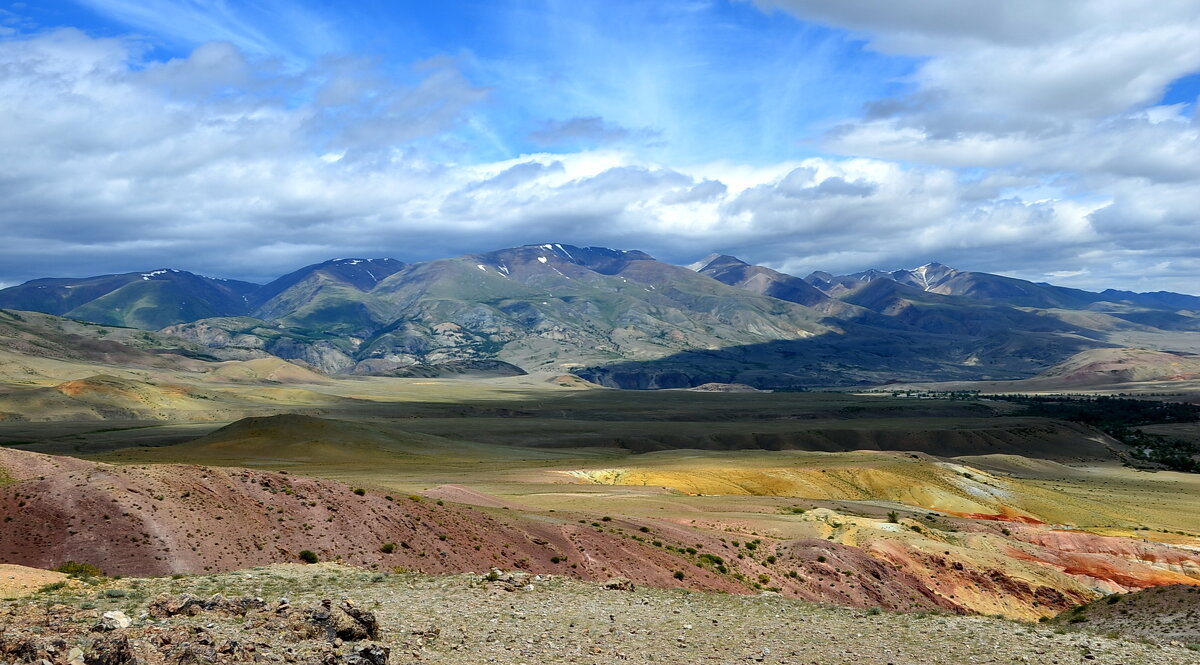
[{"left": 2, "top": 310, "right": 1199, "bottom": 663}]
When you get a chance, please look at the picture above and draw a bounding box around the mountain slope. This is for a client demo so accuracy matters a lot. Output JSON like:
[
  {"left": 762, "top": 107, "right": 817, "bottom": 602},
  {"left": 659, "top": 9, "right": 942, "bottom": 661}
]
[
  {"left": 4, "top": 248, "right": 1198, "bottom": 385},
  {"left": 691, "top": 254, "right": 830, "bottom": 307},
  {"left": 0, "top": 270, "right": 258, "bottom": 329},
  {"left": 359, "top": 244, "right": 832, "bottom": 372},
  {"left": 251, "top": 258, "right": 406, "bottom": 336},
  {"left": 163, "top": 245, "right": 834, "bottom": 374}
]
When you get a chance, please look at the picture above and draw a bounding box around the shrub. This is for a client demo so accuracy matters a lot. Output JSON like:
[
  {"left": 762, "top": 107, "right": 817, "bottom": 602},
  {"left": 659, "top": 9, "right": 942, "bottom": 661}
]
[
  {"left": 380, "top": 543, "right": 396, "bottom": 554},
  {"left": 867, "top": 606, "right": 882, "bottom": 616},
  {"left": 673, "top": 571, "right": 685, "bottom": 580},
  {"left": 765, "top": 555, "right": 777, "bottom": 564},
  {"left": 54, "top": 561, "right": 103, "bottom": 578},
  {"left": 816, "top": 555, "right": 827, "bottom": 563},
  {"left": 639, "top": 526, "right": 650, "bottom": 533},
  {"left": 352, "top": 488, "right": 366, "bottom": 496},
  {"left": 887, "top": 511, "right": 899, "bottom": 524},
  {"left": 299, "top": 550, "right": 319, "bottom": 564},
  {"left": 38, "top": 581, "right": 68, "bottom": 593}
]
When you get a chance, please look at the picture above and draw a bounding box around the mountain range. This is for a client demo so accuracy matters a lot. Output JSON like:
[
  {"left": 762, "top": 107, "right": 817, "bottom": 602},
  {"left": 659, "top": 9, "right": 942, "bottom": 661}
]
[{"left": 2, "top": 244, "right": 1197, "bottom": 387}]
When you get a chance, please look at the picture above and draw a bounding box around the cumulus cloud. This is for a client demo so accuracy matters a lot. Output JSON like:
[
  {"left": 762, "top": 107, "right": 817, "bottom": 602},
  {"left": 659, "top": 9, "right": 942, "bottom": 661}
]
[
  {"left": 0, "top": 27, "right": 1197, "bottom": 294},
  {"left": 755, "top": 0, "right": 1200, "bottom": 184}
]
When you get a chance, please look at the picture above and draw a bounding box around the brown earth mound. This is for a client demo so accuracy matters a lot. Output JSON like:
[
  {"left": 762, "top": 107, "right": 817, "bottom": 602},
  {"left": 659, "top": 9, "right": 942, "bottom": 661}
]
[
  {"left": 1032, "top": 348, "right": 1200, "bottom": 387},
  {"left": 1053, "top": 584, "right": 1200, "bottom": 645},
  {"left": 0, "top": 447, "right": 978, "bottom": 613},
  {"left": 0, "top": 375, "right": 233, "bottom": 422},
  {"left": 162, "top": 414, "right": 490, "bottom": 465},
  {"left": 207, "top": 357, "right": 329, "bottom": 384},
  {"left": 687, "top": 383, "right": 766, "bottom": 393}
]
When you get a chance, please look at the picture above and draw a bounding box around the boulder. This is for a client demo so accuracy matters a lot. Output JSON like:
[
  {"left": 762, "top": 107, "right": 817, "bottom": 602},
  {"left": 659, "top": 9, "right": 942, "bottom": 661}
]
[{"left": 95, "top": 611, "right": 132, "bottom": 631}]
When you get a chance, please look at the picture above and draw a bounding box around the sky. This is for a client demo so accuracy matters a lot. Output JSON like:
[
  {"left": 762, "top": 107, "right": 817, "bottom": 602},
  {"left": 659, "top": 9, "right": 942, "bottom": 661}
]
[{"left": 0, "top": 1, "right": 1198, "bottom": 293}]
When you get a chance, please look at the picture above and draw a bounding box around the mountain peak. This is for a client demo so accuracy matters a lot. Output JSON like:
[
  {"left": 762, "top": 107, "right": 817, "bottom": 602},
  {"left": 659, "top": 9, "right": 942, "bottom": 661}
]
[{"left": 686, "top": 253, "right": 747, "bottom": 272}]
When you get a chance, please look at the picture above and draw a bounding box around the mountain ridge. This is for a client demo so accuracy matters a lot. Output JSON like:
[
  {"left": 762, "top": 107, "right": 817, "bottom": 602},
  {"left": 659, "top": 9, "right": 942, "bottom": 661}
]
[{"left": 2, "top": 245, "right": 1198, "bottom": 386}]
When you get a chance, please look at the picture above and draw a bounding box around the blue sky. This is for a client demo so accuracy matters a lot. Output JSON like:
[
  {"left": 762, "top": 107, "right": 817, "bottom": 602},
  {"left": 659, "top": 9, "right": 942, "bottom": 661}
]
[
  {"left": 1, "top": 0, "right": 1199, "bottom": 291},
  {"left": 28, "top": 0, "right": 915, "bottom": 165}
]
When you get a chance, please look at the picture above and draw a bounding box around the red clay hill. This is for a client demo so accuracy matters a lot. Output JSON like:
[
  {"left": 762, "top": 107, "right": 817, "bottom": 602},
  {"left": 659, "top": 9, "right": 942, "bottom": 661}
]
[{"left": 0, "top": 446, "right": 975, "bottom": 614}]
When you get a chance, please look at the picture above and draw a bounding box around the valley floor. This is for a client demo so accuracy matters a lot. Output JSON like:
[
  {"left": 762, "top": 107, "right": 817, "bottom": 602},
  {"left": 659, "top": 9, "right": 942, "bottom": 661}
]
[{"left": 3, "top": 371, "right": 1200, "bottom": 631}]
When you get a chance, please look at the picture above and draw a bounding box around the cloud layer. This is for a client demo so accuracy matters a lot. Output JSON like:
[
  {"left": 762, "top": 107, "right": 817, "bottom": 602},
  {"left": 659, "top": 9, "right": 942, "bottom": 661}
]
[{"left": 0, "top": 2, "right": 1198, "bottom": 294}]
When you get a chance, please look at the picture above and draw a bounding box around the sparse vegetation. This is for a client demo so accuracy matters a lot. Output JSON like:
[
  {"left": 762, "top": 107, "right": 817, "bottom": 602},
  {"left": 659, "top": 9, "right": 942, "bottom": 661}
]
[{"left": 53, "top": 561, "right": 103, "bottom": 578}]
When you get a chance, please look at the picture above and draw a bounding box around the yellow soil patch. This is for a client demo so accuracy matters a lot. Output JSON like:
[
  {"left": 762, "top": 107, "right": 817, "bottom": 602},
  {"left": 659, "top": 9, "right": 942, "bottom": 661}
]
[
  {"left": 206, "top": 358, "right": 328, "bottom": 384},
  {"left": 563, "top": 450, "right": 1179, "bottom": 528},
  {"left": 0, "top": 564, "right": 69, "bottom": 599}
]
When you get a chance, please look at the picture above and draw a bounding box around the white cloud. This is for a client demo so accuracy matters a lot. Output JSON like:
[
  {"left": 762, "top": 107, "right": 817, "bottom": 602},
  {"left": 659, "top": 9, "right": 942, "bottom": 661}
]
[
  {"left": 0, "top": 28, "right": 1197, "bottom": 295},
  {"left": 754, "top": 0, "right": 1200, "bottom": 188}
]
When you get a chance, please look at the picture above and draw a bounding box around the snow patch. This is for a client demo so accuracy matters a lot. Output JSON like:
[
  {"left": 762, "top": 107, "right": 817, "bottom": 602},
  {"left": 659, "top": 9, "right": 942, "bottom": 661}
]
[
  {"left": 537, "top": 256, "right": 548, "bottom": 264},
  {"left": 141, "top": 269, "right": 170, "bottom": 280},
  {"left": 476, "top": 264, "right": 487, "bottom": 272}
]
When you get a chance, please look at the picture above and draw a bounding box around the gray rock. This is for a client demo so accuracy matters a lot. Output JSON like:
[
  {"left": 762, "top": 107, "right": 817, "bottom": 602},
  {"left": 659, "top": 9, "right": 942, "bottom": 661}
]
[{"left": 94, "top": 611, "right": 131, "bottom": 631}]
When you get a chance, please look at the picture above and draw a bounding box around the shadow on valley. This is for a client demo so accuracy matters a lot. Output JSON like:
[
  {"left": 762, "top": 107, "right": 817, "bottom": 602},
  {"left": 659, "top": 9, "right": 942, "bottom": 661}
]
[
  {"left": 573, "top": 321, "right": 1108, "bottom": 389},
  {"left": 1, "top": 389, "right": 1125, "bottom": 463}
]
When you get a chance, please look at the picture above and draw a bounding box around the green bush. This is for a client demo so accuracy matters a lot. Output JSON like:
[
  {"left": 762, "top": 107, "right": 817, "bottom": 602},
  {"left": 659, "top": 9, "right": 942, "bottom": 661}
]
[
  {"left": 673, "top": 571, "right": 685, "bottom": 580},
  {"left": 380, "top": 543, "right": 396, "bottom": 554},
  {"left": 299, "top": 550, "right": 319, "bottom": 564},
  {"left": 54, "top": 561, "right": 104, "bottom": 578}
]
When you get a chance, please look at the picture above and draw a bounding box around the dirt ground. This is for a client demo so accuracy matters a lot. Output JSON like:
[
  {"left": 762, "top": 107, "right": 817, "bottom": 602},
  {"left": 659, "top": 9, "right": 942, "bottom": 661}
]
[{"left": 3, "top": 564, "right": 1199, "bottom": 665}]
